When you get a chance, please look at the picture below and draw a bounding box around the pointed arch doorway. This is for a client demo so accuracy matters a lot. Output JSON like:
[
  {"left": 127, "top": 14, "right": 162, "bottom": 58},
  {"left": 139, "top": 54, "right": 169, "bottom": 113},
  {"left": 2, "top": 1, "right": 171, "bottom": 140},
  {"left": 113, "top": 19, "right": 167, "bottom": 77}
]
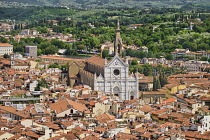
[{"left": 113, "top": 86, "right": 120, "bottom": 97}]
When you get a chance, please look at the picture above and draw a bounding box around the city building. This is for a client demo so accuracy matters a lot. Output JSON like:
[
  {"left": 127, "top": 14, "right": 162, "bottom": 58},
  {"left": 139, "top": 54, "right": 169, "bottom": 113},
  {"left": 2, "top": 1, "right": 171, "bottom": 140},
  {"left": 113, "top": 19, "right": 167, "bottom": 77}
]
[
  {"left": 0, "top": 43, "right": 13, "bottom": 56},
  {"left": 25, "top": 46, "right": 37, "bottom": 58},
  {"left": 20, "top": 29, "right": 39, "bottom": 35},
  {"left": 100, "top": 41, "right": 114, "bottom": 55},
  {"left": 171, "top": 48, "right": 191, "bottom": 60},
  {"left": 114, "top": 20, "right": 123, "bottom": 57},
  {"left": 198, "top": 116, "right": 210, "bottom": 134},
  {"left": 68, "top": 21, "right": 139, "bottom": 100},
  {"left": 139, "top": 46, "right": 148, "bottom": 52},
  {"left": 171, "top": 49, "right": 204, "bottom": 60}
]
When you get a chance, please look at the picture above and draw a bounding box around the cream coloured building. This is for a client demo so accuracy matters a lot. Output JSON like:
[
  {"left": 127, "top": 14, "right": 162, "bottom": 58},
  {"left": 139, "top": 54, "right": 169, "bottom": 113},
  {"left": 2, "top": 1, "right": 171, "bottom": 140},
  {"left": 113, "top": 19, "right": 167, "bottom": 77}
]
[{"left": 0, "top": 43, "right": 13, "bottom": 56}]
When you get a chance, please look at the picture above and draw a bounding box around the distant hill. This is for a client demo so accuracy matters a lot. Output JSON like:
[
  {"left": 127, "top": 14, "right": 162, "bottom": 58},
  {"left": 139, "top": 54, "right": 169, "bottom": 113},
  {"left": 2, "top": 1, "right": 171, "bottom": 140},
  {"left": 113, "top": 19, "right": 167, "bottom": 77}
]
[{"left": 0, "top": 0, "right": 210, "bottom": 9}]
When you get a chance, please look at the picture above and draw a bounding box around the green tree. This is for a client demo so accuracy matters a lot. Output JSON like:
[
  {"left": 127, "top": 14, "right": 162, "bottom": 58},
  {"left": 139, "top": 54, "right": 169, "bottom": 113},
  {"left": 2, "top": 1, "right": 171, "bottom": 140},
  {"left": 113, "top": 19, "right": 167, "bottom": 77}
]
[
  {"left": 153, "top": 76, "right": 161, "bottom": 91},
  {"left": 153, "top": 77, "right": 157, "bottom": 91},
  {"left": 37, "top": 49, "right": 42, "bottom": 56},
  {"left": 134, "top": 40, "right": 142, "bottom": 47},
  {"left": 34, "top": 37, "right": 44, "bottom": 44},
  {"left": 45, "top": 46, "right": 58, "bottom": 55},
  {"left": 143, "top": 64, "right": 152, "bottom": 76},
  {"left": 165, "top": 53, "right": 173, "bottom": 60},
  {"left": 65, "top": 44, "right": 77, "bottom": 55},
  {"left": 89, "top": 37, "right": 100, "bottom": 48},
  {"left": 131, "top": 60, "right": 138, "bottom": 65},
  {"left": 200, "top": 56, "right": 208, "bottom": 61},
  {"left": 156, "top": 78, "right": 161, "bottom": 90},
  {"left": 61, "top": 63, "right": 68, "bottom": 71},
  {"left": 0, "top": 37, "right": 8, "bottom": 43},
  {"left": 48, "top": 63, "right": 61, "bottom": 69},
  {"left": 3, "top": 54, "right": 10, "bottom": 59},
  {"left": 35, "top": 78, "right": 48, "bottom": 91},
  {"left": 102, "top": 50, "right": 109, "bottom": 58},
  {"left": 159, "top": 72, "right": 168, "bottom": 87},
  {"left": 77, "top": 44, "right": 85, "bottom": 51},
  {"left": 36, "top": 27, "right": 48, "bottom": 34},
  {"left": 51, "top": 39, "right": 66, "bottom": 49}
]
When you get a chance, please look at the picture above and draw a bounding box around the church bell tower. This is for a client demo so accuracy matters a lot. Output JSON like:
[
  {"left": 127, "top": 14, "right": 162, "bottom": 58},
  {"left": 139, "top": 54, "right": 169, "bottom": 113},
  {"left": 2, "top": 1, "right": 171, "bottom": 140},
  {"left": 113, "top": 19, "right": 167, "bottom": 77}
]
[
  {"left": 10, "top": 53, "right": 15, "bottom": 68},
  {"left": 114, "top": 20, "right": 123, "bottom": 57}
]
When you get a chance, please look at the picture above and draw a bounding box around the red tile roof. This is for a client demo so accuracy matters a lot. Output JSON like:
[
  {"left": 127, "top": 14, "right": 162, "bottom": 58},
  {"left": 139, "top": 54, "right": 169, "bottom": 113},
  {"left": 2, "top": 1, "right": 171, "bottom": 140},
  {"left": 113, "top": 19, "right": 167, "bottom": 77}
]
[
  {"left": 0, "top": 43, "right": 12, "bottom": 46},
  {"left": 160, "top": 98, "right": 176, "bottom": 104},
  {"left": 49, "top": 99, "right": 89, "bottom": 114},
  {"left": 86, "top": 55, "right": 105, "bottom": 67}
]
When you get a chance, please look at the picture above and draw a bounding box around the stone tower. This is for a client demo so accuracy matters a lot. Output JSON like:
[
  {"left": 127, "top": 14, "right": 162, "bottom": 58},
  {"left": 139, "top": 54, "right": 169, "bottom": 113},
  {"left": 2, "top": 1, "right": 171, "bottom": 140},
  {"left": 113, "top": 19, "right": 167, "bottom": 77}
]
[
  {"left": 10, "top": 53, "right": 15, "bottom": 68},
  {"left": 114, "top": 20, "right": 123, "bottom": 57}
]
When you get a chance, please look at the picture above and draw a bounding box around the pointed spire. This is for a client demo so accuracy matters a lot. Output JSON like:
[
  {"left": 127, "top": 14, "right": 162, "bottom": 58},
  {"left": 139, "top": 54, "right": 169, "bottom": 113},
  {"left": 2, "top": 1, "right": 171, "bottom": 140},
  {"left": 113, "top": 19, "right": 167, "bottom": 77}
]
[
  {"left": 94, "top": 73, "right": 97, "bottom": 80},
  {"left": 114, "top": 20, "right": 123, "bottom": 57},
  {"left": 105, "top": 58, "right": 107, "bottom": 65},
  {"left": 116, "top": 19, "right": 120, "bottom": 31}
]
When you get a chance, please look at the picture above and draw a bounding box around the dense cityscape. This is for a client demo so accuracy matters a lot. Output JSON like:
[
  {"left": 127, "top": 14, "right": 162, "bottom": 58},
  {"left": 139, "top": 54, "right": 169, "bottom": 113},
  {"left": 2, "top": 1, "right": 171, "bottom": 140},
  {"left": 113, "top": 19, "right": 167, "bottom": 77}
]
[{"left": 0, "top": 1, "right": 210, "bottom": 140}]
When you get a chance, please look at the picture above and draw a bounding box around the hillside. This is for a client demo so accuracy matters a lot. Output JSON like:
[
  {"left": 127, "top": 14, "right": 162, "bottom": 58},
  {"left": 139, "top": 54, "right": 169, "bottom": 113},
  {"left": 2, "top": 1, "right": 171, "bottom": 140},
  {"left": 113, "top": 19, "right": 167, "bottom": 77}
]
[{"left": 1, "top": 0, "right": 210, "bottom": 9}]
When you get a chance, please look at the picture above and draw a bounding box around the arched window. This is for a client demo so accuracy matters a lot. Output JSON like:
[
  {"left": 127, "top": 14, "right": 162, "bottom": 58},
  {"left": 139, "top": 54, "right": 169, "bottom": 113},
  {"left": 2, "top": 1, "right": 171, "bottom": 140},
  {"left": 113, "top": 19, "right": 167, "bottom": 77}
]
[
  {"left": 70, "top": 109, "right": 73, "bottom": 114},
  {"left": 130, "top": 91, "right": 134, "bottom": 100}
]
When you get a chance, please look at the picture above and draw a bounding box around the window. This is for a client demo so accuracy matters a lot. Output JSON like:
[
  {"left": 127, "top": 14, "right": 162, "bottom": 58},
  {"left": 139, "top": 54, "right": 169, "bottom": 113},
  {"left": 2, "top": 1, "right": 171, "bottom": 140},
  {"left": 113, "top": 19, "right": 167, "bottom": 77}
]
[
  {"left": 113, "top": 69, "right": 120, "bottom": 75},
  {"left": 70, "top": 109, "right": 73, "bottom": 114}
]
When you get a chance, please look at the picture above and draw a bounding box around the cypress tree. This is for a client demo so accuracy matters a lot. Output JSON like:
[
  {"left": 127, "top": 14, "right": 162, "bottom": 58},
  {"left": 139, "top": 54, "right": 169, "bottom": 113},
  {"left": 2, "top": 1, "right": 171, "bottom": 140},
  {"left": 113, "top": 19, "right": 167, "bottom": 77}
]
[
  {"left": 153, "top": 76, "right": 157, "bottom": 91},
  {"left": 156, "top": 78, "right": 161, "bottom": 90},
  {"left": 159, "top": 72, "right": 168, "bottom": 87}
]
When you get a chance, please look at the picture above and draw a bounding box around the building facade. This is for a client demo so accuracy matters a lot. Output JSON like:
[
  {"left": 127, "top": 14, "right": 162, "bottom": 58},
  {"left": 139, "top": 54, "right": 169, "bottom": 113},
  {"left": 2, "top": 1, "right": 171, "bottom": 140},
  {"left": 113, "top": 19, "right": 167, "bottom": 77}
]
[
  {"left": 92, "top": 55, "right": 139, "bottom": 100},
  {"left": 68, "top": 21, "right": 139, "bottom": 100},
  {"left": 25, "top": 46, "right": 37, "bottom": 58},
  {"left": 0, "top": 43, "right": 13, "bottom": 56}
]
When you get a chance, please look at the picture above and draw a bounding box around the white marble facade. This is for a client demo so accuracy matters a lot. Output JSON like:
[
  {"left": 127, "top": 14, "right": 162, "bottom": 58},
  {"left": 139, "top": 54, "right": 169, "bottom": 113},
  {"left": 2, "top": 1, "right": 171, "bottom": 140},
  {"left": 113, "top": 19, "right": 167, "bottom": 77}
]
[{"left": 94, "top": 55, "right": 139, "bottom": 100}]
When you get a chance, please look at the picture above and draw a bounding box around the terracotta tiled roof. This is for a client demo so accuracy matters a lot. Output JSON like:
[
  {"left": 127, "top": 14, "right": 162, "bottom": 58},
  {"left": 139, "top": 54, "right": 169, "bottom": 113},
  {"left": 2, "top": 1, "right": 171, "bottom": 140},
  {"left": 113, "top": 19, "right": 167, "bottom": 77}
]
[
  {"left": 184, "top": 131, "right": 199, "bottom": 138},
  {"left": 141, "top": 132, "right": 152, "bottom": 138},
  {"left": 160, "top": 98, "right": 176, "bottom": 104},
  {"left": 0, "top": 43, "right": 12, "bottom": 46},
  {"left": 81, "top": 134, "right": 98, "bottom": 140},
  {"left": 86, "top": 55, "right": 105, "bottom": 67},
  {"left": 40, "top": 56, "right": 86, "bottom": 62},
  {"left": 7, "top": 134, "right": 22, "bottom": 140},
  {"left": 142, "top": 91, "right": 165, "bottom": 95},
  {"left": 139, "top": 76, "right": 153, "bottom": 83},
  {"left": 11, "top": 126, "right": 23, "bottom": 133},
  {"left": 0, "top": 131, "right": 7, "bottom": 136},
  {"left": 158, "top": 114, "right": 169, "bottom": 119},
  {"left": 62, "top": 134, "right": 77, "bottom": 140},
  {"left": 94, "top": 127, "right": 106, "bottom": 132},
  {"left": 168, "top": 73, "right": 204, "bottom": 78},
  {"left": 134, "top": 127, "right": 148, "bottom": 133},
  {"left": 151, "top": 108, "right": 170, "bottom": 115},
  {"left": 48, "top": 135, "right": 64, "bottom": 140},
  {"left": 0, "top": 59, "right": 10, "bottom": 65},
  {"left": 116, "top": 132, "right": 137, "bottom": 139},
  {"left": 96, "top": 113, "right": 115, "bottom": 123},
  {"left": 198, "top": 106, "right": 210, "bottom": 112},
  {"left": 49, "top": 99, "right": 89, "bottom": 114},
  {"left": 22, "top": 130, "right": 40, "bottom": 138},
  {"left": 140, "top": 104, "right": 153, "bottom": 112},
  {"left": 45, "top": 122, "right": 60, "bottom": 130},
  {"left": 0, "top": 105, "right": 30, "bottom": 119}
]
